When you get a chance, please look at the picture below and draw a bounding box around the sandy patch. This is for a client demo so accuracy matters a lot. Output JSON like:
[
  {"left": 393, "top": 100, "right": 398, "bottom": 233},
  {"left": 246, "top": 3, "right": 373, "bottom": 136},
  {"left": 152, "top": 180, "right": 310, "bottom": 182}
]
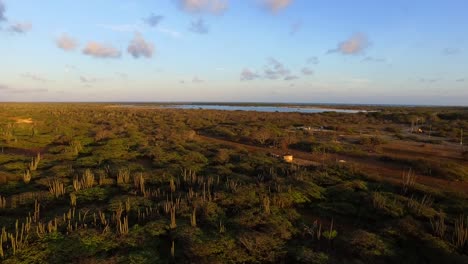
[{"left": 15, "top": 118, "right": 33, "bottom": 124}]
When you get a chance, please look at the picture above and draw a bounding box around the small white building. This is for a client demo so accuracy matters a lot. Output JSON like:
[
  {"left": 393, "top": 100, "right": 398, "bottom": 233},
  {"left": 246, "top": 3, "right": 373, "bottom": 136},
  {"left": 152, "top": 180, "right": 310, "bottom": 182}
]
[{"left": 283, "top": 154, "right": 293, "bottom": 163}]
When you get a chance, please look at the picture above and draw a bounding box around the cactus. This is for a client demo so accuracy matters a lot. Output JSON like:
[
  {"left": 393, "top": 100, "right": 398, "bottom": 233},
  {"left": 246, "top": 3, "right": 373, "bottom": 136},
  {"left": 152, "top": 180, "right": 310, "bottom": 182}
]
[
  {"left": 33, "top": 199, "right": 40, "bottom": 223},
  {"left": 171, "top": 240, "right": 175, "bottom": 258},
  {"left": 81, "top": 169, "right": 95, "bottom": 189},
  {"left": 402, "top": 168, "right": 416, "bottom": 193},
  {"left": 117, "top": 168, "right": 130, "bottom": 185},
  {"left": 263, "top": 196, "right": 271, "bottom": 215},
  {"left": 430, "top": 211, "right": 446, "bottom": 239},
  {"left": 70, "top": 193, "right": 77, "bottom": 207},
  {"left": 28, "top": 153, "right": 41, "bottom": 171},
  {"left": 49, "top": 179, "right": 66, "bottom": 198},
  {"left": 23, "top": 170, "right": 31, "bottom": 184},
  {"left": 69, "top": 140, "right": 82, "bottom": 155},
  {"left": 73, "top": 177, "right": 81, "bottom": 191},
  {"left": 219, "top": 220, "right": 225, "bottom": 234},
  {"left": 117, "top": 215, "right": 129, "bottom": 235},
  {"left": 190, "top": 207, "right": 197, "bottom": 227},
  {"left": 170, "top": 177, "right": 176, "bottom": 193},
  {"left": 0, "top": 196, "right": 6, "bottom": 209},
  {"left": 453, "top": 215, "right": 468, "bottom": 250},
  {"left": 170, "top": 206, "right": 177, "bottom": 229},
  {"left": 134, "top": 173, "right": 146, "bottom": 195},
  {"left": 125, "top": 197, "right": 131, "bottom": 213}
]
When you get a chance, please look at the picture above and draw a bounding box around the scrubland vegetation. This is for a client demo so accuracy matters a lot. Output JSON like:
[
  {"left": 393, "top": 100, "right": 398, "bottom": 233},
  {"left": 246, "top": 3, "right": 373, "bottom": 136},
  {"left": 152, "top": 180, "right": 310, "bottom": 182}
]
[{"left": 0, "top": 103, "right": 467, "bottom": 263}]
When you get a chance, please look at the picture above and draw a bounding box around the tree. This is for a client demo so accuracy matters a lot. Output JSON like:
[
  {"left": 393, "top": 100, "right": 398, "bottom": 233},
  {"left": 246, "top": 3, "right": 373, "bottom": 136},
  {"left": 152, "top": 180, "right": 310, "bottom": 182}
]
[{"left": 252, "top": 128, "right": 271, "bottom": 145}]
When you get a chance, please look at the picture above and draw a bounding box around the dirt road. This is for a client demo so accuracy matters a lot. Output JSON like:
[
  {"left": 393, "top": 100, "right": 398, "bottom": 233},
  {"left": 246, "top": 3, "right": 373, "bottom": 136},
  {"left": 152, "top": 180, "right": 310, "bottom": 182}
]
[{"left": 196, "top": 135, "right": 468, "bottom": 195}]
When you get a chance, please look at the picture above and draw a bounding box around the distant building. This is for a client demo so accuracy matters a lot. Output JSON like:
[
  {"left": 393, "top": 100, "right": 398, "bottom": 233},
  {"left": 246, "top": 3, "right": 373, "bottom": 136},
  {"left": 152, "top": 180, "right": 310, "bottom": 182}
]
[
  {"left": 283, "top": 154, "right": 293, "bottom": 163},
  {"left": 296, "top": 126, "right": 312, "bottom": 131}
]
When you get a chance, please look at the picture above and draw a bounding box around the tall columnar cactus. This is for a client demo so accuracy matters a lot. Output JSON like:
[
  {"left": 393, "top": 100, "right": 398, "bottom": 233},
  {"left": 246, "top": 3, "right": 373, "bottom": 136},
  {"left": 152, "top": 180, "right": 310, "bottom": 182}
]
[
  {"left": 190, "top": 207, "right": 197, "bottom": 227},
  {"left": 170, "top": 206, "right": 177, "bottom": 229},
  {"left": 171, "top": 240, "right": 175, "bottom": 258},
  {"left": 0, "top": 196, "right": 6, "bottom": 209},
  {"left": 117, "top": 168, "right": 130, "bottom": 185},
  {"left": 23, "top": 170, "right": 31, "bottom": 184},
  {"left": 170, "top": 177, "right": 176, "bottom": 193},
  {"left": 33, "top": 199, "right": 40, "bottom": 223},
  {"left": 81, "top": 169, "right": 95, "bottom": 189},
  {"left": 28, "top": 153, "right": 41, "bottom": 171},
  {"left": 117, "top": 216, "right": 129, "bottom": 235},
  {"left": 134, "top": 173, "right": 146, "bottom": 195},
  {"left": 453, "top": 215, "right": 468, "bottom": 250},
  {"left": 70, "top": 193, "right": 77, "bottom": 207},
  {"left": 73, "top": 177, "right": 81, "bottom": 192},
  {"left": 263, "top": 196, "right": 271, "bottom": 215},
  {"left": 49, "top": 179, "right": 66, "bottom": 198}
]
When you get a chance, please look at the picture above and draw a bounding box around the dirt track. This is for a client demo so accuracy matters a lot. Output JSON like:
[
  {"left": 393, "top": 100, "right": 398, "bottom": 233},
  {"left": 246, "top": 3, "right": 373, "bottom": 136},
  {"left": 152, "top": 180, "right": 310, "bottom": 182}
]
[{"left": 196, "top": 135, "right": 468, "bottom": 195}]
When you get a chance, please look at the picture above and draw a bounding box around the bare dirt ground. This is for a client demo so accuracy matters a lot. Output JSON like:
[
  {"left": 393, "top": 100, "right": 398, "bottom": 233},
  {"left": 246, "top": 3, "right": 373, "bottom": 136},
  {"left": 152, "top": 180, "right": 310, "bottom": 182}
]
[
  {"left": 1, "top": 146, "right": 45, "bottom": 156},
  {"left": 13, "top": 117, "right": 34, "bottom": 124},
  {"left": 379, "top": 140, "right": 464, "bottom": 161},
  {"left": 196, "top": 135, "right": 468, "bottom": 194}
]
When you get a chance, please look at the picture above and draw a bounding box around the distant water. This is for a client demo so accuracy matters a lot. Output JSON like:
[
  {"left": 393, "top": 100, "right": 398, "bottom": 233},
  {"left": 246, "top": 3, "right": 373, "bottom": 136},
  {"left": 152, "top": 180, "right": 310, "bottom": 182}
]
[{"left": 161, "top": 104, "right": 363, "bottom": 113}]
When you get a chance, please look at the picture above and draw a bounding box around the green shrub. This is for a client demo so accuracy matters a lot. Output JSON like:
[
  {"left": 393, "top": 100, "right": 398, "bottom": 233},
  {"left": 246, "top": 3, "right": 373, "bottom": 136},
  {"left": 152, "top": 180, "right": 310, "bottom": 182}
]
[{"left": 346, "top": 230, "right": 391, "bottom": 259}]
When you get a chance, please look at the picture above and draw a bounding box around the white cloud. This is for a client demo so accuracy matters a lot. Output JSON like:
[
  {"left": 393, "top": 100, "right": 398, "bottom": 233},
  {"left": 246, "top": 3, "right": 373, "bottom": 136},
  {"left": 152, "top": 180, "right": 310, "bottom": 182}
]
[
  {"left": 240, "top": 68, "right": 260, "bottom": 81},
  {"left": 328, "top": 33, "right": 369, "bottom": 55},
  {"left": 82, "top": 42, "right": 121, "bottom": 59},
  {"left": 144, "top": 14, "right": 164, "bottom": 27},
  {"left": 0, "top": 0, "right": 6, "bottom": 22},
  {"left": 193, "top": 76, "right": 204, "bottom": 83},
  {"left": 306, "top": 56, "right": 319, "bottom": 64},
  {"left": 177, "top": 0, "right": 228, "bottom": 14},
  {"left": 289, "top": 20, "right": 301, "bottom": 35},
  {"left": 263, "top": 0, "right": 294, "bottom": 12},
  {"left": 443, "top": 48, "right": 461, "bottom": 56},
  {"left": 56, "top": 33, "right": 79, "bottom": 51},
  {"left": 284, "top": 75, "right": 299, "bottom": 81},
  {"left": 80, "top": 76, "right": 97, "bottom": 83},
  {"left": 21, "top": 73, "right": 52, "bottom": 82},
  {"left": 362, "top": 56, "right": 386, "bottom": 63},
  {"left": 189, "top": 19, "right": 209, "bottom": 34},
  {"left": 264, "top": 58, "right": 290, "bottom": 79},
  {"left": 127, "top": 32, "right": 155, "bottom": 59},
  {"left": 301, "top": 67, "right": 313, "bottom": 76},
  {"left": 8, "top": 22, "right": 32, "bottom": 33},
  {"left": 97, "top": 23, "right": 141, "bottom": 32}
]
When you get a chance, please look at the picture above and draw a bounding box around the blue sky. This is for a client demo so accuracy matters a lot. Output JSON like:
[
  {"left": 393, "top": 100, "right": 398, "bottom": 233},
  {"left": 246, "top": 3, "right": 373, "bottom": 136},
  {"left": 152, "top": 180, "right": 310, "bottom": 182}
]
[{"left": 0, "top": 0, "right": 467, "bottom": 105}]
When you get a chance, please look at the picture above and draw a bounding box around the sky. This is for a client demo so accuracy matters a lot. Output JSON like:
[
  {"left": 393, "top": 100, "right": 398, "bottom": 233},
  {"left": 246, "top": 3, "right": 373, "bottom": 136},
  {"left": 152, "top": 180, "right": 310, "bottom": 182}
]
[{"left": 0, "top": 0, "right": 467, "bottom": 105}]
